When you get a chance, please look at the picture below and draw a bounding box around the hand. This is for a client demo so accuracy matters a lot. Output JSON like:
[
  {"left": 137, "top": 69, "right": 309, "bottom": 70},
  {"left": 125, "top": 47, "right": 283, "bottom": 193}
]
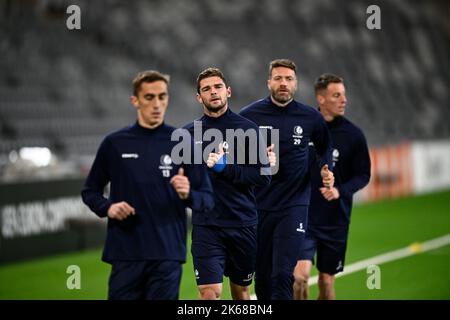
[
  {"left": 267, "top": 144, "right": 277, "bottom": 167},
  {"left": 170, "top": 167, "right": 190, "bottom": 200},
  {"left": 107, "top": 201, "right": 135, "bottom": 221},
  {"left": 320, "top": 187, "right": 340, "bottom": 201},
  {"left": 207, "top": 143, "right": 225, "bottom": 168},
  {"left": 320, "top": 164, "right": 334, "bottom": 189}
]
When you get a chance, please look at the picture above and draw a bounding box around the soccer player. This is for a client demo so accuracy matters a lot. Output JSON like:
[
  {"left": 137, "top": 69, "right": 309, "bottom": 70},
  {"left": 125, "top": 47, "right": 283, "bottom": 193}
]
[
  {"left": 81, "top": 70, "right": 215, "bottom": 300},
  {"left": 184, "top": 67, "right": 272, "bottom": 300},
  {"left": 239, "top": 59, "right": 334, "bottom": 300},
  {"left": 293, "top": 74, "right": 371, "bottom": 300}
]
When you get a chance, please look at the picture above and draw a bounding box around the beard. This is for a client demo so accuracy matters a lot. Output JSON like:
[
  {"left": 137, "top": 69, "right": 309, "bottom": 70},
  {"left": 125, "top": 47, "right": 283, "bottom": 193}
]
[
  {"left": 203, "top": 97, "right": 227, "bottom": 113},
  {"left": 271, "top": 88, "right": 294, "bottom": 104}
]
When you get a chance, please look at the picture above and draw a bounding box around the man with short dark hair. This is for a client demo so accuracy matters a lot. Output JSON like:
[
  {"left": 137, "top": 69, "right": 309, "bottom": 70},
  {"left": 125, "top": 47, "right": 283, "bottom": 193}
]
[
  {"left": 293, "top": 73, "right": 371, "bottom": 300},
  {"left": 184, "top": 67, "right": 272, "bottom": 300},
  {"left": 81, "top": 70, "right": 214, "bottom": 300},
  {"left": 239, "top": 59, "right": 334, "bottom": 300}
]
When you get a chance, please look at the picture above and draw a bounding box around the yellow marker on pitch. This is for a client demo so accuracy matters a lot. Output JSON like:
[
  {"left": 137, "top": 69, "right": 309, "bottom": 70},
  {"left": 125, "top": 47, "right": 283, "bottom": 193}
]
[{"left": 409, "top": 242, "right": 423, "bottom": 253}]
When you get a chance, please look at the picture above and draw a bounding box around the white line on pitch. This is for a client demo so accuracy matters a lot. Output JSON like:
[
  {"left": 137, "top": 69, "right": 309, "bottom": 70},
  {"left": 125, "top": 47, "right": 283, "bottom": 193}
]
[{"left": 250, "top": 233, "right": 450, "bottom": 299}]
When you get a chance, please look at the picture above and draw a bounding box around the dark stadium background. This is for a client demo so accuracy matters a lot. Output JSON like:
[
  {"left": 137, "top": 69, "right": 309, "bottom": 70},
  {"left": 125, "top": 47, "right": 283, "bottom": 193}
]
[{"left": 0, "top": 0, "right": 449, "bottom": 300}]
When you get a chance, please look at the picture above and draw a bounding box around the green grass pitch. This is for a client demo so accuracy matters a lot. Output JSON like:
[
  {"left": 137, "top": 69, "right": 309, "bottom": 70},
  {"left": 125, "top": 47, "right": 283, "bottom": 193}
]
[{"left": 0, "top": 189, "right": 449, "bottom": 300}]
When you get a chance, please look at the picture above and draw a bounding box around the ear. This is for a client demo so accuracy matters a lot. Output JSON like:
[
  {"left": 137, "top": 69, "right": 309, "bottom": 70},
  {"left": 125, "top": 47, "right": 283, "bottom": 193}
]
[
  {"left": 267, "top": 79, "right": 271, "bottom": 91},
  {"left": 226, "top": 86, "right": 231, "bottom": 98},
  {"left": 196, "top": 93, "right": 203, "bottom": 104},
  {"left": 130, "top": 95, "right": 139, "bottom": 109},
  {"left": 316, "top": 94, "right": 325, "bottom": 106}
]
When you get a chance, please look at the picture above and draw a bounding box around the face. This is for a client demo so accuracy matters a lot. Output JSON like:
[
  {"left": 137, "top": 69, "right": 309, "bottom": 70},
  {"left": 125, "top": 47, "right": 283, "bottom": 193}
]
[
  {"left": 131, "top": 80, "right": 168, "bottom": 128},
  {"left": 317, "top": 82, "right": 347, "bottom": 118},
  {"left": 267, "top": 67, "right": 298, "bottom": 104},
  {"left": 197, "top": 76, "right": 231, "bottom": 113}
]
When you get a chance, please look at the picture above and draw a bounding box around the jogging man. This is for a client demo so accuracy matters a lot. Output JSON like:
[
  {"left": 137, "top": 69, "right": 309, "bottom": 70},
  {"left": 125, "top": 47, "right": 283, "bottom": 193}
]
[
  {"left": 293, "top": 73, "right": 371, "bottom": 300},
  {"left": 240, "top": 59, "right": 334, "bottom": 300},
  {"left": 81, "top": 70, "right": 214, "bottom": 300},
  {"left": 184, "top": 67, "right": 272, "bottom": 300}
]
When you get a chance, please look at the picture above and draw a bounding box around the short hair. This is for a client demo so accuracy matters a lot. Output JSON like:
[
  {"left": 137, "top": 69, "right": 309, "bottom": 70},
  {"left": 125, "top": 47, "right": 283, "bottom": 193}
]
[
  {"left": 132, "top": 70, "right": 170, "bottom": 96},
  {"left": 314, "top": 73, "right": 344, "bottom": 95},
  {"left": 269, "top": 59, "right": 297, "bottom": 77},
  {"left": 196, "top": 67, "right": 228, "bottom": 93}
]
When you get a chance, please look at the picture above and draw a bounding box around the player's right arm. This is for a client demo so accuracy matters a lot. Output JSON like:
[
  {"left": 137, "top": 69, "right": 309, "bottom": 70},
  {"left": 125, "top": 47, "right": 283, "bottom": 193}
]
[
  {"left": 312, "top": 114, "right": 334, "bottom": 188},
  {"left": 107, "top": 202, "right": 135, "bottom": 220},
  {"left": 81, "top": 137, "right": 133, "bottom": 219}
]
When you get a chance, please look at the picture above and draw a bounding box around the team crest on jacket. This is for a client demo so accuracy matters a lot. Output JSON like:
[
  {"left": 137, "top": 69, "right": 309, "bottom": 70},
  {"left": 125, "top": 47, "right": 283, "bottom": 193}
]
[
  {"left": 222, "top": 141, "right": 229, "bottom": 154},
  {"left": 332, "top": 148, "right": 339, "bottom": 166},
  {"left": 159, "top": 154, "right": 173, "bottom": 177},
  {"left": 292, "top": 125, "right": 303, "bottom": 145}
]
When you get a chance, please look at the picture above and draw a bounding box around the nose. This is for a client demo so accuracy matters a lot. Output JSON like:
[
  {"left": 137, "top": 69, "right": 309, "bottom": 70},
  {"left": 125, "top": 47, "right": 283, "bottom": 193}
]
[
  {"left": 153, "top": 105, "right": 160, "bottom": 112},
  {"left": 153, "top": 98, "right": 162, "bottom": 110}
]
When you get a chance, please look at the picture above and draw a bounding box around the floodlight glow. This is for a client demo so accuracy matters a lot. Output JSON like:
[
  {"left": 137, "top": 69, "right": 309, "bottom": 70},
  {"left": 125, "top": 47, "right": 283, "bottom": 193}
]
[{"left": 19, "top": 147, "right": 52, "bottom": 167}]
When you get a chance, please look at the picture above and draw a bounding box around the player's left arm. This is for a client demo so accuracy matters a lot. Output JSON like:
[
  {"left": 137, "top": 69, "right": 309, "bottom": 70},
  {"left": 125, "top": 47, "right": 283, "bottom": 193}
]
[
  {"left": 336, "top": 132, "right": 371, "bottom": 199},
  {"left": 172, "top": 140, "right": 215, "bottom": 212},
  {"left": 172, "top": 163, "right": 215, "bottom": 212},
  {"left": 219, "top": 163, "right": 271, "bottom": 187},
  {"left": 209, "top": 132, "right": 272, "bottom": 187}
]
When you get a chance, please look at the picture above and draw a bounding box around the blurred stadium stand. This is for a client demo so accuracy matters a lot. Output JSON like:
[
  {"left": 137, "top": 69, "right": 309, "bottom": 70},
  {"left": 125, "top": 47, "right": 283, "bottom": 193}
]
[
  {"left": 0, "top": 0, "right": 449, "bottom": 263},
  {"left": 0, "top": 0, "right": 449, "bottom": 181}
]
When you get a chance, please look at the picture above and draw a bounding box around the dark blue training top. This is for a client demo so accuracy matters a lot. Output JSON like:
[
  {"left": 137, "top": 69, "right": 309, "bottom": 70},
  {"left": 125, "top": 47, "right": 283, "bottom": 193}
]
[
  {"left": 239, "top": 97, "right": 333, "bottom": 211},
  {"left": 81, "top": 122, "right": 215, "bottom": 263},
  {"left": 309, "top": 115, "right": 371, "bottom": 226},
  {"left": 184, "top": 108, "right": 271, "bottom": 227}
]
